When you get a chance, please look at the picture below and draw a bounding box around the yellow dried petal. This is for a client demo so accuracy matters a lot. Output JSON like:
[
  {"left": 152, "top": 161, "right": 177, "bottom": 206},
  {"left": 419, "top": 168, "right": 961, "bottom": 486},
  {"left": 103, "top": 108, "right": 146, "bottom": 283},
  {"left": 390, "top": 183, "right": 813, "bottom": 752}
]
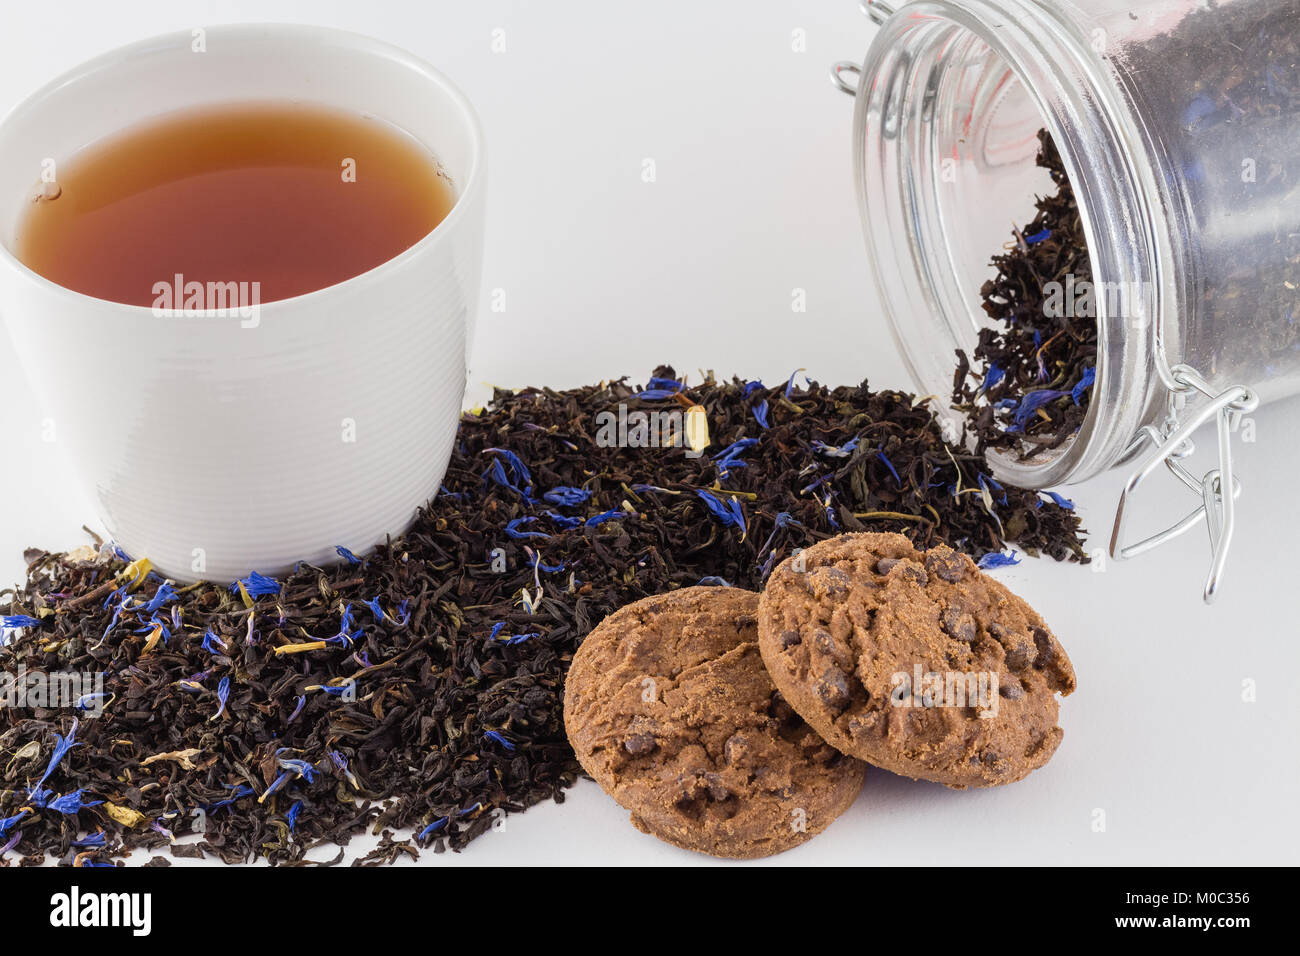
[
  {"left": 685, "top": 405, "right": 710, "bottom": 453},
  {"left": 117, "top": 558, "right": 153, "bottom": 592},
  {"left": 104, "top": 802, "right": 147, "bottom": 828},
  {"left": 141, "top": 749, "right": 202, "bottom": 771}
]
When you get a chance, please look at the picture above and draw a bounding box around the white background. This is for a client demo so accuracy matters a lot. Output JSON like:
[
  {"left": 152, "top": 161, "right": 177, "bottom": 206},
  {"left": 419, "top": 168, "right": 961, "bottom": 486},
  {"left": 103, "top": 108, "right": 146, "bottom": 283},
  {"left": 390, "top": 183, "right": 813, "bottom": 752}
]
[{"left": 1, "top": 0, "right": 1296, "bottom": 866}]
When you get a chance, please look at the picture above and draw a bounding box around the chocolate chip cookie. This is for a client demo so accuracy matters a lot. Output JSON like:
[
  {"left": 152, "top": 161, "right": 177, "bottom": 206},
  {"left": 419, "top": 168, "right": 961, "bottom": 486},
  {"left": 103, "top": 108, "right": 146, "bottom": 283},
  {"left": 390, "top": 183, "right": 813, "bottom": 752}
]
[
  {"left": 757, "top": 533, "right": 1075, "bottom": 789},
  {"left": 564, "top": 586, "right": 866, "bottom": 859}
]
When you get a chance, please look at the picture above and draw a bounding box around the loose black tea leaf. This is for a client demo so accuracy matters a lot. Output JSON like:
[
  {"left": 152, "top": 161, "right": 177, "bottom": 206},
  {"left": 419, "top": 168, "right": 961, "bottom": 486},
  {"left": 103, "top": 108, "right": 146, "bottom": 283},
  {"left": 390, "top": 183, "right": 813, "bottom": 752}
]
[{"left": 1, "top": 368, "right": 1086, "bottom": 866}]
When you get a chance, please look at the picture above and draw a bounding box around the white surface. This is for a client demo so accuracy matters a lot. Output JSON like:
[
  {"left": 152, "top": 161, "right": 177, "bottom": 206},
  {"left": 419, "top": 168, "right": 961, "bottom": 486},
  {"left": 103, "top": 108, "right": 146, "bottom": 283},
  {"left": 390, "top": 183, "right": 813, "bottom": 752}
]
[{"left": 1, "top": 0, "right": 1296, "bottom": 867}]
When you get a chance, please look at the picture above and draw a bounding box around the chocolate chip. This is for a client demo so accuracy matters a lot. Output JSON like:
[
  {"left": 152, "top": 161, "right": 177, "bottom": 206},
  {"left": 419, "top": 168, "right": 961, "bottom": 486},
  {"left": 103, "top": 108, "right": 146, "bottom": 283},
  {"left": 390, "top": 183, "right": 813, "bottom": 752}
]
[
  {"left": 770, "top": 694, "right": 798, "bottom": 724},
  {"left": 703, "top": 772, "right": 731, "bottom": 801},
  {"left": 1032, "top": 627, "right": 1055, "bottom": 667},
  {"left": 814, "top": 666, "right": 851, "bottom": 711},
  {"left": 875, "top": 557, "right": 901, "bottom": 575},
  {"left": 891, "top": 561, "right": 929, "bottom": 586},
  {"left": 724, "top": 733, "right": 751, "bottom": 765},
  {"left": 999, "top": 677, "right": 1025, "bottom": 700},
  {"left": 805, "top": 566, "right": 851, "bottom": 598},
  {"left": 924, "top": 548, "right": 968, "bottom": 583},
  {"left": 1003, "top": 634, "right": 1037, "bottom": 672},
  {"left": 780, "top": 629, "right": 802, "bottom": 649},
  {"left": 623, "top": 733, "right": 657, "bottom": 755},
  {"left": 939, "top": 606, "right": 976, "bottom": 643}
]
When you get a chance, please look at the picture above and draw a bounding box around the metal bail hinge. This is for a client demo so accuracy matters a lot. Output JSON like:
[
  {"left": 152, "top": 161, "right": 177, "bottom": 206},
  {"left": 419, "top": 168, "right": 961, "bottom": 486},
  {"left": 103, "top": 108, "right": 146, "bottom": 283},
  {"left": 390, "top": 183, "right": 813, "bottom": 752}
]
[
  {"left": 830, "top": 2, "right": 897, "bottom": 94},
  {"left": 1109, "top": 366, "right": 1258, "bottom": 604}
]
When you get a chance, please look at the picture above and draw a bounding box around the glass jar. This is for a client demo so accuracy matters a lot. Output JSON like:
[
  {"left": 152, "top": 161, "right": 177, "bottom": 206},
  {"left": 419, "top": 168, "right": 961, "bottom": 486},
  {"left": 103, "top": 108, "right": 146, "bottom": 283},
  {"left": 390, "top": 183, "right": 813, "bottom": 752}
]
[{"left": 837, "top": 0, "right": 1298, "bottom": 599}]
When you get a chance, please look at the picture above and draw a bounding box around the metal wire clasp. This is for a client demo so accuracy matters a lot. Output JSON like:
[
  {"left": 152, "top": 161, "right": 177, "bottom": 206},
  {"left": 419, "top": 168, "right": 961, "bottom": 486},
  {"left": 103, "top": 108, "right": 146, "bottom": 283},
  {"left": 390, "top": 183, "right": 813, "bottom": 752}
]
[
  {"left": 830, "top": 2, "right": 896, "bottom": 94},
  {"left": 1109, "top": 365, "right": 1258, "bottom": 604}
]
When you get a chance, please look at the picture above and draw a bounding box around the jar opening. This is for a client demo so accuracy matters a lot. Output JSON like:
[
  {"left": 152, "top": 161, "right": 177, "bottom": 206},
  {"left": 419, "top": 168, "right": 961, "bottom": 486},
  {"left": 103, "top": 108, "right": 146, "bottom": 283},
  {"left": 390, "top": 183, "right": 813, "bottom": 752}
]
[{"left": 854, "top": 0, "right": 1162, "bottom": 488}]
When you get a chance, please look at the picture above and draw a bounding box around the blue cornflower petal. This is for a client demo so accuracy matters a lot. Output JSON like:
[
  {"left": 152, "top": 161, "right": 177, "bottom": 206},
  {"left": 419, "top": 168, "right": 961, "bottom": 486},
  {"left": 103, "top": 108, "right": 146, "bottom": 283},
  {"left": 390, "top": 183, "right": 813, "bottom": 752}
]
[
  {"left": 1042, "top": 491, "right": 1075, "bottom": 510},
  {"left": 633, "top": 389, "right": 678, "bottom": 400},
  {"left": 336, "top": 546, "right": 362, "bottom": 565},
  {"left": 753, "top": 399, "right": 770, "bottom": 429},
  {"left": 646, "top": 376, "right": 684, "bottom": 392},
  {"left": 276, "top": 753, "right": 319, "bottom": 784},
  {"left": 715, "top": 437, "right": 760, "bottom": 460},
  {"left": 1071, "top": 366, "right": 1096, "bottom": 405},
  {"left": 545, "top": 511, "right": 584, "bottom": 530},
  {"left": 978, "top": 473, "right": 1009, "bottom": 507},
  {"left": 696, "top": 490, "right": 746, "bottom": 536},
  {"left": 262, "top": 771, "right": 291, "bottom": 800},
  {"left": 229, "top": 571, "right": 281, "bottom": 599},
  {"left": 585, "top": 510, "right": 626, "bottom": 527},
  {"left": 206, "top": 784, "right": 256, "bottom": 812},
  {"left": 201, "top": 629, "right": 226, "bottom": 654},
  {"left": 418, "top": 816, "right": 449, "bottom": 840},
  {"left": 800, "top": 474, "right": 832, "bottom": 495},
  {"left": 813, "top": 436, "right": 860, "bottom": 459},
  {"left": 505, "top": 517, "right": 550, "bottom": 540},
  {"left": 35, "top": 720, "right": 81, "bottom": 790},
  {"left": 698, "top": 576, "right": 732, "bottom": 587},
  {"left": 982, "top": 364, "right": 1005, "bottom": 391},
  {"left": 482, "top": 448, "right": 534, "bottom": 500},
  {"left": 543, "top": 486, "right": 592, "bottom": 507},
  {"left": 1024, "top": 228, "right": 1051, "bottom": 245},
  {"left": 141, "top": 582, "right": 177, "bottom": 614},
  {"left": 1010, "top": 389, "right": 1069, "bottom": 428},
  {"left": 75, "top": 693, "right": 109, "bottom": 713},
  {"left": 0, "top": 615, "right": 42, "bottom": 643},
  {"left": 286, "top": 800, "right": 303, "bottom": 832},
  {"left": 714, "top": 437, "right": 760, "bottom": 478},
  {"left": 212, "top": 677, "right": 231, "bottom": 719},
  {"left": 483, "top": 730, "right": 516, "bottom": 751},
  {"left": 488, "top": 622, "right": 537, "bottom": 646},
  {"left": 328, "top": 750, "right": 361, "bottom": 789},
  {"left": 977, "top": 551, "right": 1021, "bottom": 570},
  {"left": 877, "top": 446, "right": 901, "bottom": 485},
  {"left": 49, "top": 790, "right": 103, "bottom": 815}
]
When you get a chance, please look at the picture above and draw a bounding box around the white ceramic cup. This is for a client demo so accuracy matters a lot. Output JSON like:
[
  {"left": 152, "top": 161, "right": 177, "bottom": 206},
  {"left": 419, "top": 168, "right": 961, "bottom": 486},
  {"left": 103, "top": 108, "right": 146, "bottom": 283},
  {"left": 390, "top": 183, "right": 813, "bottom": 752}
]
[{"left": 0, "top": 24, "right": 485, "bottom": 583}]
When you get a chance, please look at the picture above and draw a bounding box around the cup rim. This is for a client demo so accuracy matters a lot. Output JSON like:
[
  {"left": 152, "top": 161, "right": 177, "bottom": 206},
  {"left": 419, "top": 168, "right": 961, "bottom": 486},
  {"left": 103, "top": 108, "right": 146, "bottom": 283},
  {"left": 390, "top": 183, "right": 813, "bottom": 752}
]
[{"left": 0, "top": 21, "right": 486, "bottom": 316}]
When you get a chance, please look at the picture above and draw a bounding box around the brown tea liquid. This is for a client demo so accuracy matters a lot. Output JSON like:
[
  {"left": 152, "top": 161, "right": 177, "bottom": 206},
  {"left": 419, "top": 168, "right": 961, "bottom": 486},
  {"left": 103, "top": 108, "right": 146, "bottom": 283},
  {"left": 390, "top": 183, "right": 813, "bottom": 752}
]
[{"left": 15, "top": 101, "right": 456, "bottom": 306}]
